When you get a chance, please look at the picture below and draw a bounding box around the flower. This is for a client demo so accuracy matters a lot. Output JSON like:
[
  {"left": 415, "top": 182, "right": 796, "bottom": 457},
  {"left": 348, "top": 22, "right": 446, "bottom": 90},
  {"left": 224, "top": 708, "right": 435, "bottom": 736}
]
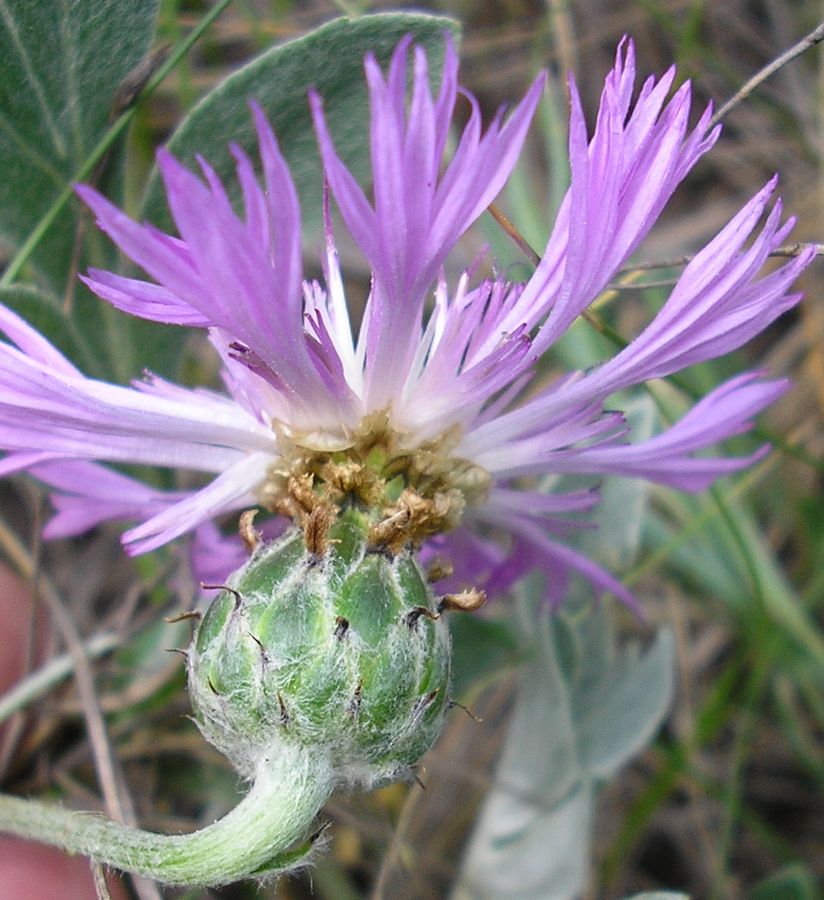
[{"left": 0, "top": 37, "right": 813, "bottom": 609}]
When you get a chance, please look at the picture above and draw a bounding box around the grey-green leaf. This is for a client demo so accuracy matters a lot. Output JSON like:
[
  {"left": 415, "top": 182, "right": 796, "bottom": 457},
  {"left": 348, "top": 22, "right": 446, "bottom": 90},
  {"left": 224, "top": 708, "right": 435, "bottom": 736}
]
[
  {"left": 141, "top": 13, "right": 459, "bottom": 235},
  {"left": 448, "top": 612, "right": 519, "bottom": 702},
  {"left": 454, "top": 584, "right": 675, "bottom": 900},
  {"left": 453, "top": 583, "right": 586, "bottom": 900},
  {"left": 576, "top": 626, "right": 675, "bottom": 779},
  {"left": 626, "top": 893, "right": 690, "bottom": 900},
  {"left": 0, "top": 0, "right": 160, "bottom": 293}
]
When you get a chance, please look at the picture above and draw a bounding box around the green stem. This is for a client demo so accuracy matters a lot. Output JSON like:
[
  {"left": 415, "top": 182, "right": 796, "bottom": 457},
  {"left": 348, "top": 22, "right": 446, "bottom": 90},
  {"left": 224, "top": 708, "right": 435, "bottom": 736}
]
[{"left": 0, "top": 743, "right": 333, "bottom": 886}]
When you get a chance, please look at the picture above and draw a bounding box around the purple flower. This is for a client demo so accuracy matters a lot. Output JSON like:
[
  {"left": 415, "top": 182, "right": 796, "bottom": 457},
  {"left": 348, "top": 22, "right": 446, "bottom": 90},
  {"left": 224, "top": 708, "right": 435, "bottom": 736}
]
[{"left": 0, "top": 38, "right": 813, "bottom": 608}]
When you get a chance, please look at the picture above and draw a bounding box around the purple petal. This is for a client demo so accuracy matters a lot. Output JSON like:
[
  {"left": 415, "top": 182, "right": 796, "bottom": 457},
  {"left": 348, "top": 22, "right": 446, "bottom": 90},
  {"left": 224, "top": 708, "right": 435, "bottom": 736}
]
[
  {"left": 0, "top": 336, "right": 277, "bottom": 471},
  {"left": 75, "top": 184, "right": 206, "bottom": 311},
  {"left": 485, "top": 510, "right": 643, "bottom": 613},
  {"left": 189, "top": 522, "right": 247, "bottom": 588},
  {"left": 585, "top": 184, "right": 813, "bottom": 393},
  {"left": 419, "top": 526, "right": 507, "bottom": 596},
  {"left": 483, "top": 40, "right": 719, "bottom": 355},
  {"left": 464, "top": 186, "right": 812, "bottom": 460},
  {"left": 30, "top": 460, "right": 187, "bottom": 538},
  {"left": 123, "top": 452, "right": 270, "bottom": 554},
  {"left": 79, "top": 112, "right": 357, "bottom": 428},
  {"left": 0, "top": 303, "right": 81, "bottom": 376},
  {"left": 557, "top": 373, "right": 786, "bottom": 490},
  {"left": 312, "top": 35, "right": 544, "bottom": 409},
  {"left": 81, "top": 269, "right": 211, "bottom": 326}
]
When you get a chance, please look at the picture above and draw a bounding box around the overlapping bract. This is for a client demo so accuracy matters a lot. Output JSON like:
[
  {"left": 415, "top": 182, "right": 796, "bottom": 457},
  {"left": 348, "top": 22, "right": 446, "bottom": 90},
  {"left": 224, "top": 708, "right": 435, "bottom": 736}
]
[{"left": 0, "top": 37, "right": 813, "bottom": 608}]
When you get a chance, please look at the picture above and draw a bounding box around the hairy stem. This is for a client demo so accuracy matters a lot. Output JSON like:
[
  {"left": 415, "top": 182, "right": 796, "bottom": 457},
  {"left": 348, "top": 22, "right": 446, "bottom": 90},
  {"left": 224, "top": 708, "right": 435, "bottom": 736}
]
[{"left": 0, "top": 743, "right": 333, "bottom": 886}]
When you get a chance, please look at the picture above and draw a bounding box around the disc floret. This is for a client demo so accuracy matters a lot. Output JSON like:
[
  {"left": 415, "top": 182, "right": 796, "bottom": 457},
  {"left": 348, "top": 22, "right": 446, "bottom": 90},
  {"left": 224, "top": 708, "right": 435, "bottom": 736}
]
[{"left": 261, "top": 412, "right": 492, "bottom": 554}]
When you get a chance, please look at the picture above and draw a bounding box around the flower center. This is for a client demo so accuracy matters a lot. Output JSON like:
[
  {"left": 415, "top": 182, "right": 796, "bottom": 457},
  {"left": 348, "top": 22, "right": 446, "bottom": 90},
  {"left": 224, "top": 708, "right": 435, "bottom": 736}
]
[{"left": 258, "top": 411, "right": 490, "bottom": 553}]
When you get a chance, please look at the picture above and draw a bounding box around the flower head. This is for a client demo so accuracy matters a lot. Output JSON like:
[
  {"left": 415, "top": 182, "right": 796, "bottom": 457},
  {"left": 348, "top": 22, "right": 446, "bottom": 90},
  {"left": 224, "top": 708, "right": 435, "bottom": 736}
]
[{"left": 0, "top": 37, "right": 813, "bottom": 609}]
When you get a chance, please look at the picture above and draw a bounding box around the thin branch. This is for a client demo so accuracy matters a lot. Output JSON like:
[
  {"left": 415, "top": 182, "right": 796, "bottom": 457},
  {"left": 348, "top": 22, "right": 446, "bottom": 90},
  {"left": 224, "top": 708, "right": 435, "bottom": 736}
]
[
  {"left": 488, "top": 203, "right": 541, "bottom": 265},
  {"left": 0, "top": 509, "right": 41, "bottom": 778},
  {"left": 0, "top": 521, "right": 129, "bottom": 825},
  {"left": 620, "top": 243, "right": 824, "bottom": 274},
  {"left": 609, "top": 277, "right": 679, "bottom": 291},
  {"left": 92, "top": 861, "right": 113, "bottom": 900},
  {"left": 0, "top": 631, "right": 121, "bottom": 725},
  {"left": 0, "top": 517, "right": 165, "bottom": 900},
  {"left": 710, "top": 21, "right": 824, "bottom": 127},
  {"left": 60, "top": 654, "right": 183, "bottom": 716},
  {"left": 546, "top": 0, "right": 578, "bottom": 76},
  {"left": 370, "top": 782, "right": 426, "bottom": 900}
]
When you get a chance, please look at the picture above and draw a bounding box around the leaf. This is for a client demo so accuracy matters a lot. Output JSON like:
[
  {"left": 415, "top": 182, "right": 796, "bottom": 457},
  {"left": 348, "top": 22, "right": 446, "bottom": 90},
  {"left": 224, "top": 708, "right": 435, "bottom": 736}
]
[
  {"left": 454, "top": 781, "right": 594, "bottom": 900},
  {"left": 0, "top": 0, "right": 160, "bottom": 292},
  {"left": 141, "top": 13, "right": 459, "bottom": 235},
  {"left": 453, "top": 581, "right": 586, "bottom": 900},
  {"left": 575, "top": 626, "right": 675, "bottom": 779},
  {"left": 449, "top": 612, "right": 519, "bottom": 702},
  {"left": 454, "top": 583, "right": 675, "bottom": 900},
  {"left": 452, "top": 396, "right": 671, "bottom": 897},
  {"left": 625, "top": 893, "right": 690, "bottom": 900},
  {"left": 0, "top": 0, "right": 189, "bottom": 382}
]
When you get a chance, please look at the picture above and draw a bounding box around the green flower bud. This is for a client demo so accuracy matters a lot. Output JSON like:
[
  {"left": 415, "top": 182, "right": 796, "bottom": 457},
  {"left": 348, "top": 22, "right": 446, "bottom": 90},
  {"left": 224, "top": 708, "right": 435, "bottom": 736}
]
[{"left": 188, "top": 508, "right": 451, "bottom": 786}]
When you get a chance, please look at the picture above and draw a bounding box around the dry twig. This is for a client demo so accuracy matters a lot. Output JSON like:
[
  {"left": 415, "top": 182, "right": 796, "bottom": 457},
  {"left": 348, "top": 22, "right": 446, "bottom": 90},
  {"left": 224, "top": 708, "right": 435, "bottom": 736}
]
[
  {"left": 0, "top": 516, "right": 162, "bottom": 900},
  {"left": 710, "top": 21, "right": 824, "bottom": 127}
]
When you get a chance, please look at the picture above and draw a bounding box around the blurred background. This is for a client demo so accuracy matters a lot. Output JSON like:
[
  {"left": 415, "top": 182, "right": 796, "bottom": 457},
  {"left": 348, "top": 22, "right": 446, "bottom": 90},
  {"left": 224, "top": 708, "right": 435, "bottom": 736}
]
[{"left": 1, "top": 1, "right": 822, "bottom": 898}]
